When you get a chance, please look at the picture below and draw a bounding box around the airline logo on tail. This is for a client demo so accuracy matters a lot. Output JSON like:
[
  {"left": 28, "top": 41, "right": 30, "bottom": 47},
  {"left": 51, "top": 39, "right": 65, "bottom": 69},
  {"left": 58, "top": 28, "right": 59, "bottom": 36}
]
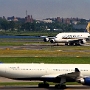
[{"left": 86, "top": 22, "right": 90, "bottom": 33}]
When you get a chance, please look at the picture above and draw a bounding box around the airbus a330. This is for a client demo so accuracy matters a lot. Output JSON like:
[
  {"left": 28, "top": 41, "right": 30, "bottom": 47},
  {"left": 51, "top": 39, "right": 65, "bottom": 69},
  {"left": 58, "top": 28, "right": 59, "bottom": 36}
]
[{"left": 0, "top": 63, "right": 90, "bottom": 88}]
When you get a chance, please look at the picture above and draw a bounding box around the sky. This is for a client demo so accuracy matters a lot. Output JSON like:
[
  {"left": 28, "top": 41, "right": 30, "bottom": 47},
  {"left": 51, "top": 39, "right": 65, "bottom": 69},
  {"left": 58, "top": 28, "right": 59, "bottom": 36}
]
[{"left": 0, "top": 0, "right": 90, "bottom": 20}]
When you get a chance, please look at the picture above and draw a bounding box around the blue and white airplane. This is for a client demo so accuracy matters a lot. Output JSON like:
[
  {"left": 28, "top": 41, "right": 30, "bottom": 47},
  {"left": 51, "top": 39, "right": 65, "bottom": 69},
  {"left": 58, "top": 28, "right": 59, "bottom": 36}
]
[
  {"left": 44, "top": 22, "right": 90, "bottom": 46},
  {"left": 0, "top": 63, "right": 90, "bottom": 88}
]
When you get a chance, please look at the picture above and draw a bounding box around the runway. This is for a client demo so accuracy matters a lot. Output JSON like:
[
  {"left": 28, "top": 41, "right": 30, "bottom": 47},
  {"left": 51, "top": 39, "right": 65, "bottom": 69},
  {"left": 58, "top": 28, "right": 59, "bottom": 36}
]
[{"left": 0, "top": 85, "right": 90, "bottom": 90}]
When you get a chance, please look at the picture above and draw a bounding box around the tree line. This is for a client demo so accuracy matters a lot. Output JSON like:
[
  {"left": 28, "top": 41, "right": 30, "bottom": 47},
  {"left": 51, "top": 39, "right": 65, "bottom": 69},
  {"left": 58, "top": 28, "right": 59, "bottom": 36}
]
[{"left": 0, "top": 17, "right": 86, "bottom": 33}]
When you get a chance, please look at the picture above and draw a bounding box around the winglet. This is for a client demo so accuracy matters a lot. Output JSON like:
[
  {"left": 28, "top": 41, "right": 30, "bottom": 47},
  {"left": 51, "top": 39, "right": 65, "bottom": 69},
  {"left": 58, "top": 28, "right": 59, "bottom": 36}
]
[{"left": 75, "top": 68, "right": 80, "bottom": 72}]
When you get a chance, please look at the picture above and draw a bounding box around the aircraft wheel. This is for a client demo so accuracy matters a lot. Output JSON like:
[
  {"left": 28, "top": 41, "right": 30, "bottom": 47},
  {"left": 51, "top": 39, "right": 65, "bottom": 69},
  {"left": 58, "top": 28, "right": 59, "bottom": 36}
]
[
  {"left": 55, "top": 84, "right": 66, "bottom": 89},
  {"left": 69, "top": 42, "right": 74, "bottom": 46},
  {"left": 65, "top": 43, "right": 68, "bottom": 45}
]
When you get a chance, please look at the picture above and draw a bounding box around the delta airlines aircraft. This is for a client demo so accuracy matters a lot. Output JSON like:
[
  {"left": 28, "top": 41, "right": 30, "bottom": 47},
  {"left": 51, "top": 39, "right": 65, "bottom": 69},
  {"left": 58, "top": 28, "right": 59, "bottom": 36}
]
[
  {"left": 44, "top": 22, "right": 90, "bottom": 46},
  {"left": 0, "top": 63, "right": 90, "bottom": 88}
]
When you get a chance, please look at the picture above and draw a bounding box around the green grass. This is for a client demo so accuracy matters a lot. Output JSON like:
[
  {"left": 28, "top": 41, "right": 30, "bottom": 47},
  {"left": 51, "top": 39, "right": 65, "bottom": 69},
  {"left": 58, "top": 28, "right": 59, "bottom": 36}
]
[
  {"left": 0, "top": 57, "right": 90, "bottom": 64},
  {"left": 0, "top": 31, "right": 58, "bottom": 36},
  {"left": 0, "top": 38, "right": 43, "bottom": 46}
]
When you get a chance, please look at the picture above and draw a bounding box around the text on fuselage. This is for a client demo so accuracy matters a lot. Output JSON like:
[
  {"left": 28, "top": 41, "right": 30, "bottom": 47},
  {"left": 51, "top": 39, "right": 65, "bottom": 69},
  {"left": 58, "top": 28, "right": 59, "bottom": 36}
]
[{"left": 62, "top": 35, "right": 80, "bottom": 39}]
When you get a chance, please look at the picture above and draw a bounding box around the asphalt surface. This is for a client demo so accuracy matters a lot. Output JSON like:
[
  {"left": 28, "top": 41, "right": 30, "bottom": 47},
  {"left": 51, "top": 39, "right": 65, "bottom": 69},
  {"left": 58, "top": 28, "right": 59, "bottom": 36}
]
[
  {"left": 0, "top": 43, "right": 90, "bottom": 50},
  {"left": 0, "top": 85, "right": 90, "bottom": 90}
]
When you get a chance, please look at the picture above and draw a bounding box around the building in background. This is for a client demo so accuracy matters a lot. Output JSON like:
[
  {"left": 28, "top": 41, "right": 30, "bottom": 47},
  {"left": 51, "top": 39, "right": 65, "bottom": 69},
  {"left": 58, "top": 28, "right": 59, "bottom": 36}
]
[{"left": 25, "top": 15, "right": 33, "bottom": 23}]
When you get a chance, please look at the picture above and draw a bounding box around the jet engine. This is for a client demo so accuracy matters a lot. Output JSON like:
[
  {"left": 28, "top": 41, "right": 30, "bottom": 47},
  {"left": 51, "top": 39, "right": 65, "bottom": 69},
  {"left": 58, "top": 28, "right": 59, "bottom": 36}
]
[
  {"left": 43, "top": 37, "right": 49, "bottom": 42},
  {"left": 80, "top": 39, "right": 86, "bottom": 44},
  {"left": 77, "top": 77, "right": 90, "bottom": 85},
  {"left": 50, "top": 39, "right": 55, "bottom": 43}
]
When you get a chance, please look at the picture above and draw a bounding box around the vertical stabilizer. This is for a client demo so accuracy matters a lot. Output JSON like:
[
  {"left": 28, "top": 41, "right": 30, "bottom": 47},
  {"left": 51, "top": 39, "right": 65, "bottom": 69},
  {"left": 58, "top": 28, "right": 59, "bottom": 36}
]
[{"left": 86, "top": 22, "right": 90, "bottom": 33}]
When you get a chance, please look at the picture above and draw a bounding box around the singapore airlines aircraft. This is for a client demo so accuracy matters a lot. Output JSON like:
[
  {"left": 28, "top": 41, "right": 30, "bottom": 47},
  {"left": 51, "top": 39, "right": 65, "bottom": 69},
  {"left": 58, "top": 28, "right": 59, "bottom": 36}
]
[
  {"left": 44, "top": 22, "right": 90, "bottom": 46},
  {"left": 0, "top": 63, "right": 90, "bottom": 88}
]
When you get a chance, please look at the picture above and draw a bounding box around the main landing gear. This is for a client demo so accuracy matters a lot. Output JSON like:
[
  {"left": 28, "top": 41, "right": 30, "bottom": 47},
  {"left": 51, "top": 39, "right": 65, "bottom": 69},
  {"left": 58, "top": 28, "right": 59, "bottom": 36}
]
[
  {"left": 38, "top": 82, "right": 66, "bottom": 89},
  {"left": 65, "top": 42, "right": 80, "bottom": 46},
  {"left": 55, "top": 84, "right": 66, "bottom": 89}
]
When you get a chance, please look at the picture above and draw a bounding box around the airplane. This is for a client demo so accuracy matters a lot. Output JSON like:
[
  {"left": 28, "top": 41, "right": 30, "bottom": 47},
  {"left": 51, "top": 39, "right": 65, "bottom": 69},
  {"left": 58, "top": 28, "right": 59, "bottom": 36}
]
[
  {"left": 0, "top": 63, "right": 90, "bottom": 88},
  {"left": 43, "top": 22, "right": 90, "bottom": 46}
]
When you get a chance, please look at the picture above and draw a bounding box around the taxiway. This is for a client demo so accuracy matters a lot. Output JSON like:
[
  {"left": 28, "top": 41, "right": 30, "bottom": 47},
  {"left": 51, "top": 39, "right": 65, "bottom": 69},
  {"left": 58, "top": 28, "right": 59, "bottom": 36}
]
[{"left": 0, "top": 85, "right": 90, "bottom": 90}]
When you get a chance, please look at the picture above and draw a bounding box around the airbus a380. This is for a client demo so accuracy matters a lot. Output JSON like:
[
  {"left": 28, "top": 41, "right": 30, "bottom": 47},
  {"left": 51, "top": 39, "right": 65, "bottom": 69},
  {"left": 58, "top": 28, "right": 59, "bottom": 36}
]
[
  {"left": 0, "top": 63, "right": 90, "bottom": 88},
  {"left": 44, "top": 22, "right": 90, "bottom": 46}
]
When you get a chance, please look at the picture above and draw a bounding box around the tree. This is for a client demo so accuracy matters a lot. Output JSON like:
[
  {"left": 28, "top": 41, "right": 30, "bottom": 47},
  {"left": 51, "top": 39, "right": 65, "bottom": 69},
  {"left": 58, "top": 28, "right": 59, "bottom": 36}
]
[
  {"left": 9, "top": 21, "right": 16, "bottom": 31},
  {"left": 1, "top": 20, "right": 9, "bottom": 31}
]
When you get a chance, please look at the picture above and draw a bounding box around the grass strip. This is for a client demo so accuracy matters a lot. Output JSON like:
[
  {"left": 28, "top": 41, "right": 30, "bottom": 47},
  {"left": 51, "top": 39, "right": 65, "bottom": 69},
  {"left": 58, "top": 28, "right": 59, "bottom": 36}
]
[
  {"left": 0, "top": 57, "right": 90, "bottom": 63},
  {"left": 0, "top": 49, "right": 90, "bottom": 57}
]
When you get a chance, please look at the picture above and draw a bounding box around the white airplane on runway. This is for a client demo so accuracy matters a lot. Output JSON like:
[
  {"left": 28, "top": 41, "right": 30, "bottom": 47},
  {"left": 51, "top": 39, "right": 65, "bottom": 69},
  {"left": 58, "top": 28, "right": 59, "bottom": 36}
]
[
  {"left": 1, "top": 63, "right": 90, "bottom": 88},
  {"left": 44, "top": 22, "right": 90, "bottom": 46}
]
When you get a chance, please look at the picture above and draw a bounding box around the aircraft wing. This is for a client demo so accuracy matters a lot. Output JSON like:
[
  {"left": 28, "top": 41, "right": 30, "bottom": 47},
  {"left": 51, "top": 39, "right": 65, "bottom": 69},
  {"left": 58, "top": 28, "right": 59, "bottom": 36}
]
[
  {"left": 42, "top": 68, "right": 80, "bottom": 80},
  {"left": 57, "top": 68, "right": 80, "bottom": 79}
]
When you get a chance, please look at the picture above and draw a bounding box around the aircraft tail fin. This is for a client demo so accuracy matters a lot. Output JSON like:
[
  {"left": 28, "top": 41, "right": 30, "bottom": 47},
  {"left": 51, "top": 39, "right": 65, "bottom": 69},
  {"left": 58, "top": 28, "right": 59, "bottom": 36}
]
[
  {"left": 75, "top": 68, "right": 80, "bottom": 72},
  {"left": 86, "top": 22, "right": 90, "bottom": 33}
]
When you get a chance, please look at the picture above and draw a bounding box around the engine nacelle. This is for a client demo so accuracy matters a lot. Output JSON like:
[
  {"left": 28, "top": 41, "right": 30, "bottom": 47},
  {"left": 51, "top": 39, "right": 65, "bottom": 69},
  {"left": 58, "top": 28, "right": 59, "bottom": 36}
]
[
  {"left": 50, "top": 39, "right": 55, "bottom": 43},
  {"left": 80, "top": 39, "right": 86, "bottom": 44},
  {"left": 77, "top": 77, "right": 90, "bottom": 85},
  {"left": 43, "top": 37, "right": 49, "bottom": 42}
]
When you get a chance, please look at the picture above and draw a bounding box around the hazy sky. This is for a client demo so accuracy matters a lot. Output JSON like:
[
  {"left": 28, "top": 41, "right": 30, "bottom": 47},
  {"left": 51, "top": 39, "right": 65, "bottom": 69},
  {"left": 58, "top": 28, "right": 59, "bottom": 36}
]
[{"left": 0, "top": 0, "right": 90, "bottom": 19}]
